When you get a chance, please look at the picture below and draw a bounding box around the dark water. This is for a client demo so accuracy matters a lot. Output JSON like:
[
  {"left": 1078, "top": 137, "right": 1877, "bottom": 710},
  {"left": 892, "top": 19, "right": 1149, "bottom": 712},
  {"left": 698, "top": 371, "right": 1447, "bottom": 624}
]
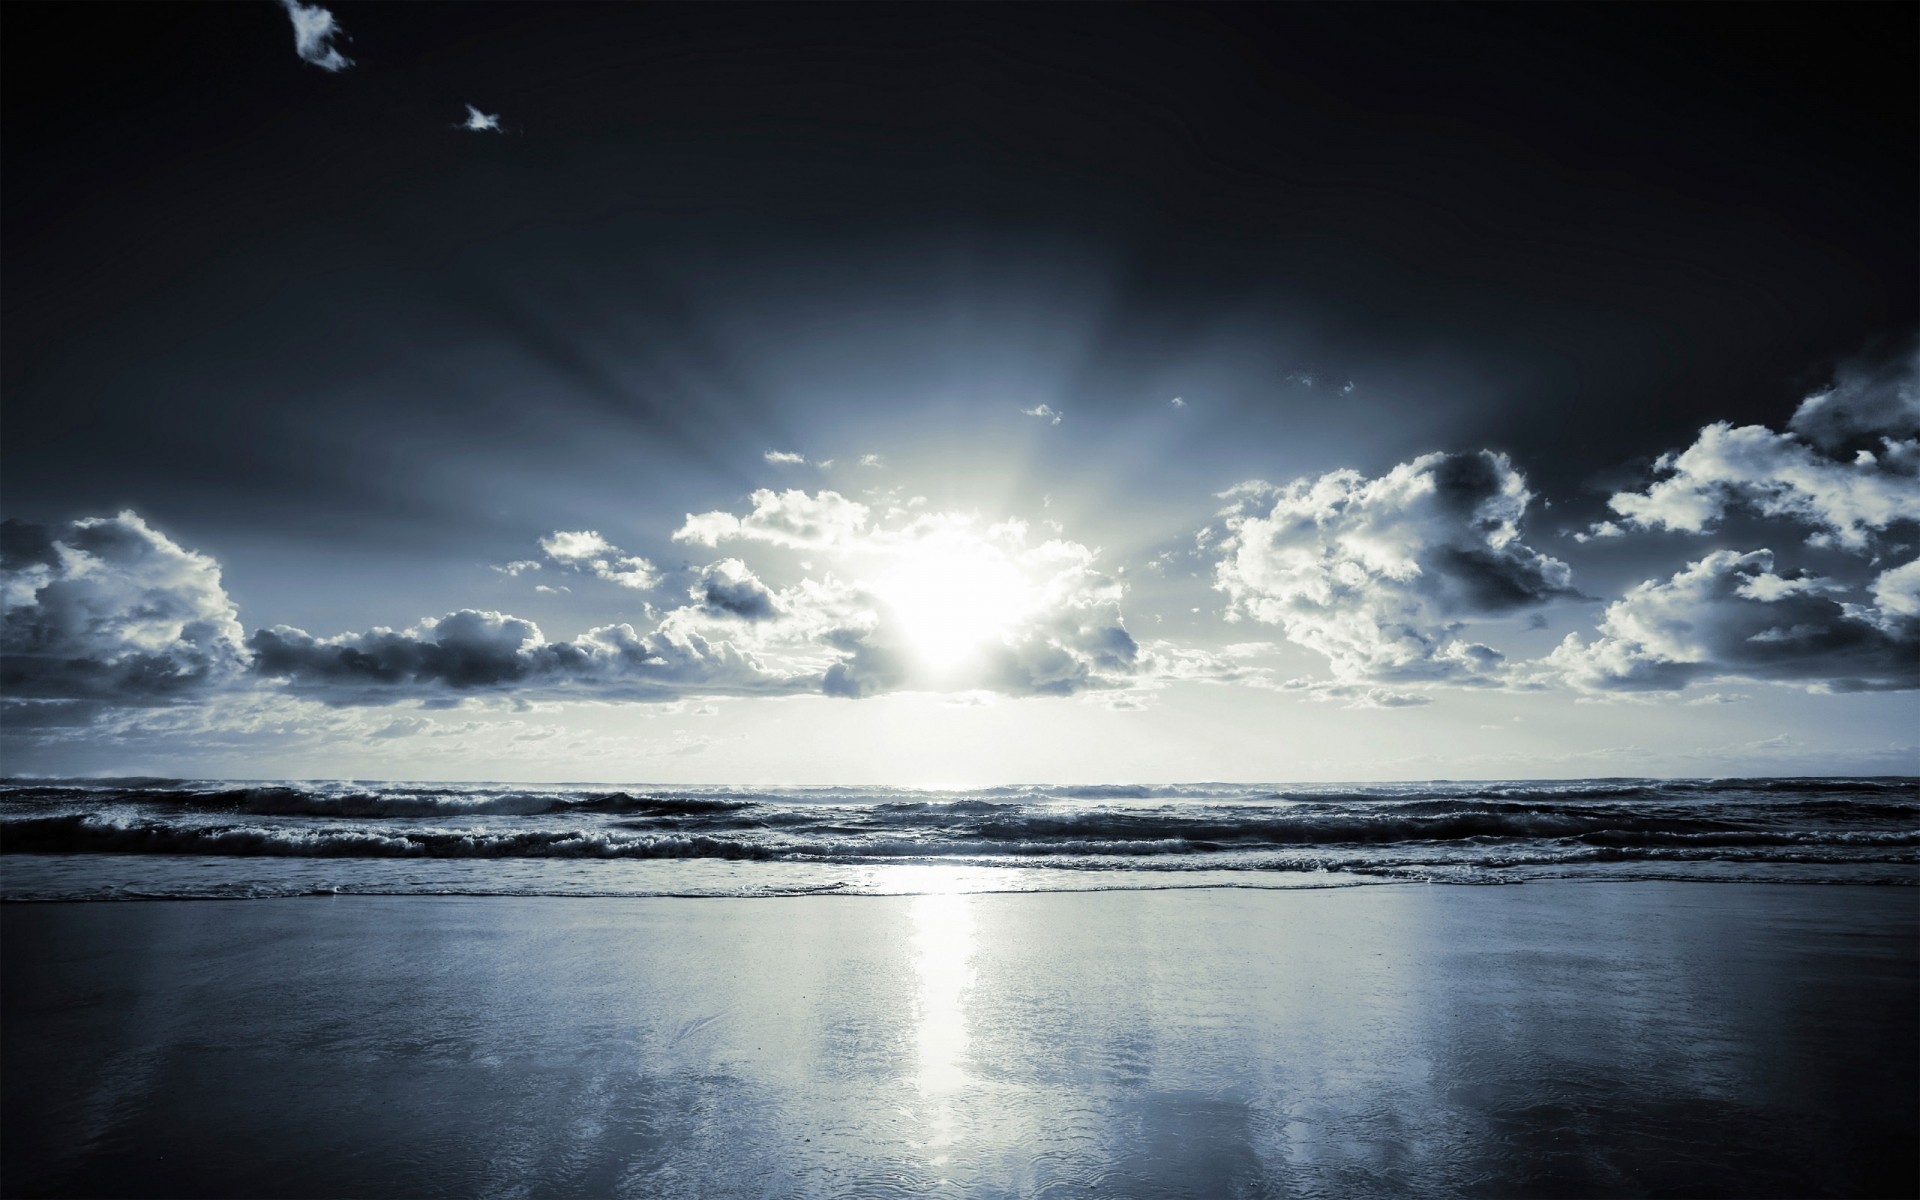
[{"left": 2, "top": 776, "right": 1914, "bottom": 899}]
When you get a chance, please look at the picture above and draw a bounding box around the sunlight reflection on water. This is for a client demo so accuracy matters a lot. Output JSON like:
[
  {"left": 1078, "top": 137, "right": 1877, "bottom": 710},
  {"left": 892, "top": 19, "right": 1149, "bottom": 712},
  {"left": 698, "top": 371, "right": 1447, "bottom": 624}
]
[{"left": 909, "top": 890, "right": 975, "bottom": 1174}]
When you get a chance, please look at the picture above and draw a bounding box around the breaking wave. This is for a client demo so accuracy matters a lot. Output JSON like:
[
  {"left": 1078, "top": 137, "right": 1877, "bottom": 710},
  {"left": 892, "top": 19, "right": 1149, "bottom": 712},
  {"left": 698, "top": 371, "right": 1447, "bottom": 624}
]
[{"left": 2, "top": 776, "right": 1913, "bottom": 897}]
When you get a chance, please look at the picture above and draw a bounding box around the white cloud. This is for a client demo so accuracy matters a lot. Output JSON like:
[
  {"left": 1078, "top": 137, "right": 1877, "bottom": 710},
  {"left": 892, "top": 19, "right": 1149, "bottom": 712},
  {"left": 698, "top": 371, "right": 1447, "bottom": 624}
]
[
  {"left": 673, "top": 489, "right": 871, "bottom": 550},
  {"left": 492, "top": 560, "right": 541, "bottom": 576},
  {"left": 763, "top": 450, "right": 807, "bottom": 465},
  {"left": 1170, "top": 396, "right": 1186, "bottom": 409},
  {"left": 538, "top": 530, "right": 657, "bottom": 590},
  {"left": 667, "top": 494, "right": 1142, "bottom": 698},
  {"left": 1213, "top": 450, "right": 1576, "bottom": 684},
  {"left": 859, "top": 454, "right": 885, "bottom": 468},
  {"left": 461, "top": 105, "right": 503, "bottom": 133},
  {"left": 1, "top": 511, "right": 249, "bottom": 701},
  {"left": 1545, "top": 549, "right": 1919, "bottom": 693},
  {"left": 1602, "top": 350, "right": 1920, "bottom": 551},
  {"left": 1603, "top": 422, "right": 1920, "bottom": 551},
  {"left": 277, "top": 0, "right": 352, "bottom": 72},
  {"left": 1022, "top": 404, "right": 1063, "bottom": 426}
]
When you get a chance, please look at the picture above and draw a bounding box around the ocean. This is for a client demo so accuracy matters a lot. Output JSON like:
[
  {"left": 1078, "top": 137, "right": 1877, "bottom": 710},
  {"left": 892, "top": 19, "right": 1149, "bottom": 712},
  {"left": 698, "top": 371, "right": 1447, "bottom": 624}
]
[{"left": 4, "top": 775, "right": 1914, "bottom": 901}]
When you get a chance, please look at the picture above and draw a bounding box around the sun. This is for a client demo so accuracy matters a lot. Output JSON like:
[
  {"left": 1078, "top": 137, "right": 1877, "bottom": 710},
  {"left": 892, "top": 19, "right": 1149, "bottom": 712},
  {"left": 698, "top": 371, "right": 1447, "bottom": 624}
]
[{"left": 874, "top": 535, "right": 1038, "bottom": 673}]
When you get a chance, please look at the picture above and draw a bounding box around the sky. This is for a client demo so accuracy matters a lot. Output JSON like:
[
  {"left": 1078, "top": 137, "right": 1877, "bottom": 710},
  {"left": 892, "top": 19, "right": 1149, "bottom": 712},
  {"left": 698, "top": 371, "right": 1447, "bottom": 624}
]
[{"left": 2, "top": 2, "right": 1915, "bottom": 783}]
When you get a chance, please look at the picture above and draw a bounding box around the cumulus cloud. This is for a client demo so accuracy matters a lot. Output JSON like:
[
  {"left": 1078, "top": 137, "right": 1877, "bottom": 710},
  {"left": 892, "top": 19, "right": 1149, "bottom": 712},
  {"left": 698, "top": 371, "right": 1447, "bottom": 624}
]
[
  {"left": 691, "top": 559, "right": 780, "bottom": 620},
  {"left": 674, "top": 489, "right": 871, "bottom": 550},
  {"left": 1022, "top": 404, "right": 1063, "bottom": 426},
  {"left": 1545, "top": 549, "right": 1919, "bottom": 693},
  {"left": 538, "top": 530, "right": 657, "bottom": 590},
  {"left": 763, "top": 450, "right": 807, "bottom": 465},
  {"left": 859, "top": 454, "right": 885, "bottom": 468},
  {"left": 461, "top": 105, "right": 503, "bottom": 133},
  {"left": 1170, "top": 396, "right": 1186, "bottom": 409},
  {"left": 666, "top": 494, "right": 1146, "bottom": 698},
  {"left": 1601, "top": 349, "right": 1920, "bottom": 551},
  {"left": 277, "top": 0, "right": 352, "bottom": 72},
  {"left": 1603, "top": 423, "right": 1920, "bottom": 551},
  {"left": 1, "top": 512, "right": 248, "bottom": 701},
  {"left": 250, "top": 610, "right": 810, "bottom": 704},
  {"left": 1213, "top": 451, "right": 1576, "bottom": 684},
  {"left": 493, "top": 560, "right": 541, "bottom": 576}
]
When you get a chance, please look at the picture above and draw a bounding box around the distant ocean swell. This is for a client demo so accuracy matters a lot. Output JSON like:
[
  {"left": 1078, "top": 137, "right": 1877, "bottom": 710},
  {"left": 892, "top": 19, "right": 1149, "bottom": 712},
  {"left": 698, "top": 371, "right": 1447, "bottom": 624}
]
[{"left": 2, "top": 777, "right": 1914, "bottom": 898}]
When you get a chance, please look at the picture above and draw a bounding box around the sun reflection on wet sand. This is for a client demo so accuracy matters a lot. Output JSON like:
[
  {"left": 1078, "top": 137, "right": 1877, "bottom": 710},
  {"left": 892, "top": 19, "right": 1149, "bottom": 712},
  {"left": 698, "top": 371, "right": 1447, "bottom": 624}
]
[{"left": 908, "top": 889, "right": 975, "bottom": 1173}]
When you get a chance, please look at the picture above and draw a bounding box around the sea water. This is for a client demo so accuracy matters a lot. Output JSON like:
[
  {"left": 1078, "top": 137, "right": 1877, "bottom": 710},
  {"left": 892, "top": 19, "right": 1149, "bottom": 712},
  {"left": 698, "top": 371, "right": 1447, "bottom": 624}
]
[{"left": 3, "top": 775, "right": 1913, "bottom": 900}]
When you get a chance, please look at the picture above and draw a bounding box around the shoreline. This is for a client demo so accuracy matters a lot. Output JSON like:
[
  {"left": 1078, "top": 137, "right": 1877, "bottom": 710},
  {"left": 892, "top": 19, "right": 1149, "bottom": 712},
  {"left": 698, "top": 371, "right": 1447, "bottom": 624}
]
[{"left": 6, "top": 881, "right": 1916, "bottom": 1198}]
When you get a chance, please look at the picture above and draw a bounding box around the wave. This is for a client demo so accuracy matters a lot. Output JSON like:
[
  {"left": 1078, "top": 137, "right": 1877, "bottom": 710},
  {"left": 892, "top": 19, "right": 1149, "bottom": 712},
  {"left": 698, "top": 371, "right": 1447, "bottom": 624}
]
[{"left": 5, "top": 812, "right": 1914, "bottom": 863}]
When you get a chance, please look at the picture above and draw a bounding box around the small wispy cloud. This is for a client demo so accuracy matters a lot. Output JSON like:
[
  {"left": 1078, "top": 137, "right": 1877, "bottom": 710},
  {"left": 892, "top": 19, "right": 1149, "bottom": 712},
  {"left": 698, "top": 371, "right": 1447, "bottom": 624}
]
[
  {"left": 461, "top": 105, "right": 503, "bottom": 133},
  {"left": 1022, "top": 404, "right": 1063, "bottom": 426},
  {"left": 492, "top": 560, "right": 542, "bottom": 576},
  {"left": 1170, "top": 396, "right": 1186, "bottom": 409},
  {"left": 764, "top": 450, "right": 807, "bottom": 465},
  {"left": 277, "top": 0, "right": 352, "bottom": 72},
  {"left": 539, "top": 530, "right": 657, "bottom": 590},
  {"left": 859, "top": 453, "right": 885, "bottom": 468}
]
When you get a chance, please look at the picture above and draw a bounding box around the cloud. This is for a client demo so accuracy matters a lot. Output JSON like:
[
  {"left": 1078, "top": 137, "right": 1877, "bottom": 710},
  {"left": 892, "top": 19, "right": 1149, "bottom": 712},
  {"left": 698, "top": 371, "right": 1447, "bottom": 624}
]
[
  {"left": 538, "top": 530, "right": 657, "bottom": 590},
  {"left": 1603, "top": 423, "right": 1920, "bottom": 551},
  {"left": 1787, "top": 340, "right": 1920, "bottom": 451},
  {"left": 1281, "top": 680, "right": 1435, "bottom": 709},
  {"left": 763, "top": 450, "right": 807, "bottom": 465},
  {"left": 249, "top": 610, "right": 811, "bottom": 704},
  {"left": 461, "top": 105, "right": 503, "bottom": 133},
  {"left": 277, "top": 0, "right": 352, "bottom": 72},
  {"left": 859, "top": 454, "right": 885, "bottom": 468},
  {"left": 1, "top": 512, "right": 248, "bottom": 702},
  {"left": 691, "top": 559, "right": 780, "bottom": 621},
  {"left": 492, "top": 560, "right": 541, "bottom": 576},
  {"left": 1170, "top": 396, "right": 1186, "bottom": 409},
  {"left": 668, "top": 495, "right": 1145, "bottom": 698},
  {"left": 1601, "top": 350, "right": 1920, "bottom": 551},
  {"left": 1022, "top": 404, "right": 1063, "bottom": 425},
  {"left": 1545, "top": 549, "right": 1919, "bottom": 693},
  {"left": 674, "top": 489, "right": 870, "bottom": 550},
  {"left": 1213, "top": 451, "right": 1577, "bottom": 684}
]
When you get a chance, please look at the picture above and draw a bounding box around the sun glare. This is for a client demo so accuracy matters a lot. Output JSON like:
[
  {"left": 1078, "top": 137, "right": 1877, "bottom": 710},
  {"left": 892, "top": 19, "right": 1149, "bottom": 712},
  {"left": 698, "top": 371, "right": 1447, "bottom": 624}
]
[{"left": 875, "top": 537, "right": 1037, "bottom": 672}]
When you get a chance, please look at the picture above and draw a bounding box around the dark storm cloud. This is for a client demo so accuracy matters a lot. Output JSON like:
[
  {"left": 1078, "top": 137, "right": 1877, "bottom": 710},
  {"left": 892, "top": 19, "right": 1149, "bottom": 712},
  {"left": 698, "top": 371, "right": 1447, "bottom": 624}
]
[
  {"left": 249, "top": 611, "right": 813, "bottom": 704},
  {"left": 1788, "top": 339, "right": 1920, "bottom": 451},
  {"left": 1213, "top": 451, "right": 1576, "bottom": 684},
  {"left": 1548, "top": 551, "right": 1920, "bottom": 694},
  {"left": 0, "top": 513, "right": 248, "bottom": 702}
]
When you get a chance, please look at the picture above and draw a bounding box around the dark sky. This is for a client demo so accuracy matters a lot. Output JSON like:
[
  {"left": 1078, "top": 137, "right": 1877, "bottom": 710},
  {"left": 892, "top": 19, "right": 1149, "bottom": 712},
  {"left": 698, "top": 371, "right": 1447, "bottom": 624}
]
[
  {"left": 8, "top": 3, "right": 1911, "bottom": 529},
  {"left": 2, "top": 1, "right": 1916, "bottom": 780}
]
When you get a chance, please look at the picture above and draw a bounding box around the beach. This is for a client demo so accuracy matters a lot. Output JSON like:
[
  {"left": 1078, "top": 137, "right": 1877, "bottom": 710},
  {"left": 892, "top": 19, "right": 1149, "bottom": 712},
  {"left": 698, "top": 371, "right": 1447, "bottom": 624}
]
[{"left": 4, "top": 881, "right": 1914, "bottom": 1198}]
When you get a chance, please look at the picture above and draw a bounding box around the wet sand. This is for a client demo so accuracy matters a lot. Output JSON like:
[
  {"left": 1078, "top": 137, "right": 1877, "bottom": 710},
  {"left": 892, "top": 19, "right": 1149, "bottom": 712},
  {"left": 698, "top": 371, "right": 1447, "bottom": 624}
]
[{"left": 4, "top": 882, "right": 1915, "bottom": 1198}]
